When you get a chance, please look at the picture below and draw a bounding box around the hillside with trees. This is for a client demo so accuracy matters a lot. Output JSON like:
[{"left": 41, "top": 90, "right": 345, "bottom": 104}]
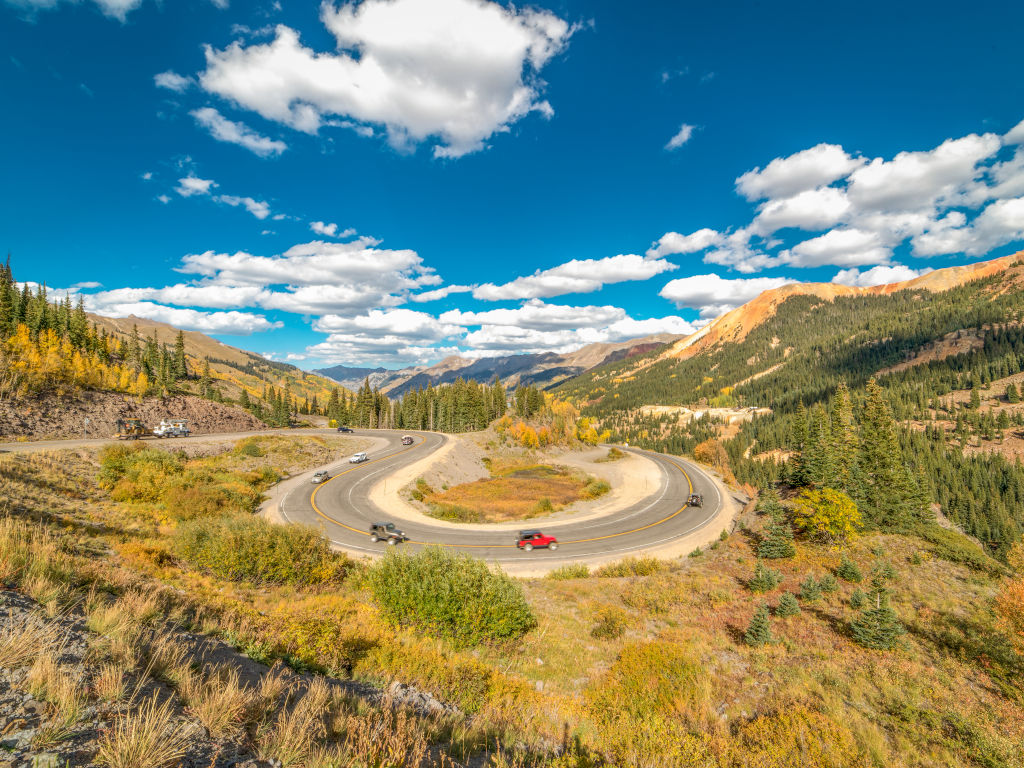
[
  {"left": 0, "top": 261, "right": 348, "bottom": 435},
  {"left": 555, "top": 252, "right": 1024, "bottom": 559}
]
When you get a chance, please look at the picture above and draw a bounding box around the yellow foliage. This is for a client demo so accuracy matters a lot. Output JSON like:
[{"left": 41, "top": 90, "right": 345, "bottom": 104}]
[{"left": 791, "top": 487, "right": 863, "bottom": 543}]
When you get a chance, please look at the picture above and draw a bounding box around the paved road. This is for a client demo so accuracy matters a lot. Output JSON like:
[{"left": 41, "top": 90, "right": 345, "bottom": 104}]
[{"left": 280, "top": 429, "right": 723, "bottom": 564}]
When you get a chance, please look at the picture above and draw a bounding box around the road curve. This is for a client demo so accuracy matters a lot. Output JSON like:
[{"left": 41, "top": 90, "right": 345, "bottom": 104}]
[{"left": 280, "top": 429, "right": 725, "bottom": 564}]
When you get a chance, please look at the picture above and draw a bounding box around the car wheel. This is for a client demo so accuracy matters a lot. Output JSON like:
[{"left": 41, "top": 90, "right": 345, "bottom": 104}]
[
  {"left": 370, "top": 535, "right": 378, "bottom": 542},
  {"left": 548, "top": 543, "right": 558, "bottom": 551},
  {"left": 524, "top": 543, "right": 533, "bottom": 552},
  {"left": 387, "top": 538, "right": 397, "bottom": 546}
]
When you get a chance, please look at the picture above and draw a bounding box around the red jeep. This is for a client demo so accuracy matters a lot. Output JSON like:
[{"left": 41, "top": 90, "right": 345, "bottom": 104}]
[{"left": 516, "top": 530, "right": 558, "bottom": 552}]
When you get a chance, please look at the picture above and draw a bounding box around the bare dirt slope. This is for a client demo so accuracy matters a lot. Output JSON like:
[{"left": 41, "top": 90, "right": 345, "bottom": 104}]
[{"left": 0, "top": 391, "right": 264, "bottom": 440}]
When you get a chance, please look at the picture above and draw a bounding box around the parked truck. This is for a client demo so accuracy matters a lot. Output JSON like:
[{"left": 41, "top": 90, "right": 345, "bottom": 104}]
[
  {"left": 114, "top": 418, "right": 149, "bottom": 440},
  {"left": 152, "top": 419, "right": 191, "bottom": 438}
]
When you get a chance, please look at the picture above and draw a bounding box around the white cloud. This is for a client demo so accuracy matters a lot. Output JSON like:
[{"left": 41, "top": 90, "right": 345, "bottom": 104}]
[
  {"left": 175, "top": 175, "right": 217, "bottom": 197},
  {"left": 1004, "top": 119, "right": 1024, "bottom": 145},
  {"left": 779, "top": 228, "right": 891, "bottom": 268},
  {"left": 646, "top": 228, "right": 722, "bottom": 258},
  {"left": 665, "top": 123, "right": 695, "bottom": 151},
  {"left": 702, "top": 229, "right": 777, "bottom": 274},
  {"left": 198, "top": 0, "right": 574, "bottom": 157},
  {"left": 216, "top": 194, "right": 271, "bottom": 220},
  {"left": 831, "top": 264, "right": 932, "bottom": 288},
  {"left": 141, "top": 171, "right": 153, "bottom": 181},
  {"left": 154, "top": 70, "right": 194, "bottom": 92},
  {"left": 752, "top": 187, "right": 851, "bottom": 234},
  {"left": 408, "top": 285, "right": 474, "bottom": 303},
  {"left": 846, "top": 133, "right": 1001, "bottom": 212},
  {"left": 473, "top": 253, "right": 676, "bottom": 301},
  {"left": 314, "top": 308, "right": 463, "bottom": 341},
  {"left": 11, "top": 0, "right": 144, "bottom": 21},
  {"left": 310, "top": 221, "right": 356, "bottom": 238},
  {"left": 736, "top": 143, "right": 864, "bottom": 201},
  {"left": 157, "top": 194, "right": 171, "bottom": 204},
  {"left": 659, "top": 273, "right": 797, "bottom": 317},
  {"left": 191, "top": 107, "right": 287, "bottom": 157},
  {"left": 441, "top": 299, "right": 625, "bottom": 331},
  {"left": 81, "top": 297, "right": 280, "bottom": 335}
]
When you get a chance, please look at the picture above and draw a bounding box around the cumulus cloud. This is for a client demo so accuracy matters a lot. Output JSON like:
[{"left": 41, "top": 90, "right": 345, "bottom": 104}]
[
  {"left": 313, "top": 308, "right": 463, "bottom": 341},
  {"left": 779, "top": 228, "right": 891, "bottom": 268},
  {"left": 310, "top": 221, "right": 356, "bottom": 238},
  {"left": 473, "top": 253, "right": 677, "bottom": 301},
  {"left": 646, "top": 228, "right": 722, "bottom": 258},
  {"left": 154, "top": 71, "right": 194, "bottom": 92},
  {"left": 736, "top": 143, "right": 864, "bottom": 201},
  {"left": 831, "top": 264, "right": 933, "bottom": 288},
  {"left": 191, "top": 107, "right": 287, "bottom": 157},
  {"left": 175, "top": 175, "right": 217, "bottom": 197},
  {"left": 408, "top": 285, "right": 474, "bottom": 303},
  {"left": 441, "top": 299, "right": 625, "bottom": 331},
  {"left": 659, "top": 273, "right": 797, "bottom": 318},
  {"left": 752, "top": 187, "right": 851, "bottom": 235},
  {"left": 1006, "top": 120, "right": 1024, "bottom": 145},
  {"left": 6, "top": 0, "right": 143, "bottom": 21},
  {"left": 198, "top": 0, "right": 575, "bottom": 157},
  {"left": 81, "top": 296, "right": 280, "bottom": 335},
  {"left": 665, "top": 123, "right": 695, "bottom": 151},
  {"left": 216, "top": 195, "right": 271, "bottom": 219},
  {"left": 846, "top": 133, "right": 1000, "bottom": 212}
]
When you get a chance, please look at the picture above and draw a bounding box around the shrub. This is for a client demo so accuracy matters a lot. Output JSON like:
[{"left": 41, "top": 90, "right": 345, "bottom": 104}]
[
  {"left": 799, "top": 575, "right": 822, "bottom": 602},
  {"left": 745, "top": 603, "right": 774, "bottom": 646},
  {"left": 591, "top": 606, "right": 629, "bottom": 639},
  {"left": 582, "top": 478, "right": 611, "bottom": 499},
  {"left": 232, "top": 437, "right": 265, "bottom": 457},
  {"left": 596, "top": 556, "right": 664, "bottom": 577},
  {"left": 172, "top": 516, "right": 349, "bottom": 586},
  {"left": 914, "top": 523, "right": 1001, "bottom": 573},
  {"left": 791, "top": 488, "right": 863, "bottom": 543},
  {"left": 367, "top": 548, "right": 536, "bottom": 647},
  {"left": 598, "top": 447, "right": 625, "bottom": 462},
  {"left": 849, "top": 588, "right": 867, "bottom": 609},
  {"left": 836, "top": 554, "right": 863, "bottom": 582},
  {"left": 545, "top": 563, "right": 590, "bottom": 580},
  {"left": 873, "top": 560, "right": 898, "bottom": 581},
  {"left": 819, "top": 574, "right": 839, "bottom": 593},
  {"left": 532, "top": 497, "right": 554, "bottom": 515},
  {"left": 776, "top": 592, "right": 800, "bottom": 617},
  {"left": 748, "top": 561, "right": 783, "bottom": 593}
]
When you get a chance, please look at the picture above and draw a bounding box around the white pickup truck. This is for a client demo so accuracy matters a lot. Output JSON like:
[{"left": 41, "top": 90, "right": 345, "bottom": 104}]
[{"left": 152, "top": 419, "right": 190, "bottom": 438}]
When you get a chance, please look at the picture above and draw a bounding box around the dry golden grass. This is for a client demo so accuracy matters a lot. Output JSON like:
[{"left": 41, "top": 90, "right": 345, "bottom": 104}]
[
  {"left": 255, "top": 677, "right": 332, "bottom": 766},
  {"left": 0, "top": 612, "right": 56, "bottom": 667},
  {"left": 423, "top": 463, "right": 596, "bottom": 522},
  {"left": 94, "top": 661, "right": 130, "bottom": 704},
  {"left": 180, "top": 664, "right": 253, "bottom": 737},
  {"left": 95, "top": 692, "right": 193, "bottom": 768},
  {"left": 27, "top": 652, "right": 86, "bottom": 731}
]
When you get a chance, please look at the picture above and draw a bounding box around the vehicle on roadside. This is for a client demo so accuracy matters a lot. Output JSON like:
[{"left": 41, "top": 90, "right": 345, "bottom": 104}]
[
  {"left": 369, "top": 522, "right": 406, "bottom": 545},
  {"left": 401, "top": 435, "right": 414, "bottom": 445},
  {"left": 337, "top": 426, "right": 354, "bottom": 433},
  {"left": 687, "top": 493, "right": 704, "bottom": 507},
  {"left": 311, "top": 470, "right": 330, "bottom": 484},
  {"left": 153, "top": 418, "right": 190, "bottom": 438},
  {"left": 114, "top": 417, "right": 149, "bottom": 440},
  {"left": 349, "top": 452, "right": 368, "bottom": 463},
  {"left": 516, "top": 530, "right": 558, "bottom": 552}
]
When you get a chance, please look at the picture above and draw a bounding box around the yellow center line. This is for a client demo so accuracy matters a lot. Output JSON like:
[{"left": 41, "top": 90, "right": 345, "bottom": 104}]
[{"left": 309, "top": 442, "right": 697, "bottom": 550}]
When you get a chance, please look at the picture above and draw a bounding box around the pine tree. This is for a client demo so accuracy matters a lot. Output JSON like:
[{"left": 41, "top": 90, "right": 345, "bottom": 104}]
[
  {"left": 1007, "top": 383, "right": 1020, "bottom": 404},
  {"left": 850, "top": 588, "right": 867, "bottom": 608},
  {"left": 200, "top": 358, "right": 212, "bottom": 398},
  {"left": 850, "top": 572, "right": 905, "bottom": 650},
  {"left": 748, "top": 561, "right": 783, "bottom": 593},
  {"left": 820, "top": 574, "right": 839, "bottom": 593},
  {"left": 776, "top": 592, "right": 800, "bottom": 617},
  {"left": 829, "top": 382, "right": 858, "bottom": 493},
  {"left": 239, "top": 388, "right": 251, "bottom": 409},
  {"left": 744, "top": 603, "right": 774, "bottom": 646},
  {"left": 799, "top": 574, "right": 822, "bottom": 602},
  {"left": 173, "top": 330, "right": 187, "bottom": 380},
  {"left": 757, "top": 519, "right": 796, "bottom": 559},
  {"left": 836, "top": 554, "right": 863, "bottom": 583}
]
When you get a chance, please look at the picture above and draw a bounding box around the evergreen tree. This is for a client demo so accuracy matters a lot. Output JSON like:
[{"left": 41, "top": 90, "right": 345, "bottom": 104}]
[
  {"left": 757, "top": 519, "right": 796, "bottom": 559},
  {"left": 820, "top": 574, "right": 839, "bottom": 593},
  {"left": 850, "top": 572, "right": 905, "bottom": 650},
  {"left": 748, "top": 561, "right": 783, "bottom": 593},
  {"left": 829, "top": 382, "right": 858, "bottom": 493},
  {"left": 776, "top": 592, "right": 800, "bottom": 617},
  {"left": 744, "top": 603, "right": 774, "bottom": 646},
  {"left": 849, "top": 588, "right": 867, "bottom": 609},
  {"left": 1006, "top": 383, "right": 1020, "bottom": 404},
  {"left": 836, "top": 554, "right": 863, "bottom": 583},
  {"left": 799, "top": 574, "right": 822, "bottom": 602},
  {"left": 173, "top": 330, "right": 188, "bottom": 380}
]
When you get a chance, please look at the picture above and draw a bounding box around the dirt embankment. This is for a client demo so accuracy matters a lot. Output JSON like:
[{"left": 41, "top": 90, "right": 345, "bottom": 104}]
[{"left": 0, "top": 391, "right": 265, "bottom": 440}]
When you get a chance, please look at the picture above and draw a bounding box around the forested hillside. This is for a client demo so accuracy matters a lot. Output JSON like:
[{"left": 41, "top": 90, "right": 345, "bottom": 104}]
[
  {"left": 0, "top": 262, "right": 346, "bottom": 428},
  {"left": 556, "top": 253, "right": 1024, "bottom": 559}
]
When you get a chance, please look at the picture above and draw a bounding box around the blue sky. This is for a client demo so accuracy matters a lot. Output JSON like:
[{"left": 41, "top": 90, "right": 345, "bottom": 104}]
[{"left": 3, "top": 0, "right": 1024, "bottom": 369}]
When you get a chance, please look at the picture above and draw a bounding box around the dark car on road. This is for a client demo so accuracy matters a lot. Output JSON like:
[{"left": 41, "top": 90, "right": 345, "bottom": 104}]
[
  {"left": 401, "top": 435, "right": 414, "bottom": 445},
  {"left": 516, "top": 530, "right": 558, "bottom": 552},
  {"left": 369, "top": 522, "right": 406, "bottom": 545},
  {"left": 337, "top": 426, "right": 354, "bottom": 433},
  {"left": 687, "top": 493, "right": 703, "bottom": 507}
]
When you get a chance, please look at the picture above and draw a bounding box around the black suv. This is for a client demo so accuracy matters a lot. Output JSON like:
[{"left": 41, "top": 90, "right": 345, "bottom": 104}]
[
  {"left": 369, "top": 522, "right": 406, "bottom": 545},
  {"left": 687, "top": 493, "right": 703, "bottom": 507}
]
